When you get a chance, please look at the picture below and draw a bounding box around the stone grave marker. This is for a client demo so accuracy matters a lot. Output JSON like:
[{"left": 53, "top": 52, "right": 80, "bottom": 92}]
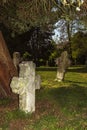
[
  {"left": 13, "top": 51, "right": 21, "bottom": 72},
  {"left": 55, "top": 51, "right": 71, "bottom": 82},
  {"left": 35, "top": 74, "right": 41, "bottom": 90},
  {"left": 10, "top": 61, "right": 36, "bottom": 113}
]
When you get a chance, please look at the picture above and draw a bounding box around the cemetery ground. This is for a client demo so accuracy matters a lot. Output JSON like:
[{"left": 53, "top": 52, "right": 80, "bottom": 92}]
[{"left": 0, "top": 66, "right": 87, "bottom": 130}]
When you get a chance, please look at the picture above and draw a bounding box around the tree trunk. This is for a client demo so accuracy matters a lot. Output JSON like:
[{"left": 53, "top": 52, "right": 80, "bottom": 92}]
[
  {"left": 0, "top": 31, "right": 18, "bottom": 97},
  {"left": 67, "top": 21, "right": 72, "bottom": 60}
]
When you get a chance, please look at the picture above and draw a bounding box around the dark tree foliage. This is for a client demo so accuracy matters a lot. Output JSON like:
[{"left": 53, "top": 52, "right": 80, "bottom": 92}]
[
  {"left": 0, "top": 0, "right": 86, "bottom": 66},
  {"left": 0, "top": 0, "right": 86, "bottom": 33},
  {"left": 71, "top": 31, "right": 87, "bottom": 64},
  {"left": 0, "top": 24, "right": 55, "bottom": 66},
  {"left": 0, "top": 0, "right": 59, "bottom": 33},
  {"left": 14, "top": 27, "right": 55, "bottom": 66}
]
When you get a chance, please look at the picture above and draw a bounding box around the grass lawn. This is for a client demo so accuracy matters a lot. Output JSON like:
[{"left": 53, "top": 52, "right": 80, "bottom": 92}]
[{"left": 0, "top": 66, "right": 87, "bottom": 130}]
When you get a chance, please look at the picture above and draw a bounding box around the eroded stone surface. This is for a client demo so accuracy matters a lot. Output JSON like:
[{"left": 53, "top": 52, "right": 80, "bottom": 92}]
[
  {"left": 35, "top": 74, "right": 41, "bottom": 90},
  {"left": 55, "top": 51, "right": 71, "bottom": 82},
  {"left": 10, "top": 61, "right": 36, "bottom": 113},
  {"left": 13, "top": 52, "right": 21, "bottom": 71}
]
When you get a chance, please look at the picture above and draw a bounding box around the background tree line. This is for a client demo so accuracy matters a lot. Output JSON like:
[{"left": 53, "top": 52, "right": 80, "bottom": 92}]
[{"left": 0, "top": 0, "right": 87, "bottom": 66}]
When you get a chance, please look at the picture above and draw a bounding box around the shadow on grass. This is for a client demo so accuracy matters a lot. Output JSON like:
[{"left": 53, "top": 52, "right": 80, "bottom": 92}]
[
  {"left": 36, "top": 67, "right": 57, "bottom": 71},
  {"left": 68, "top": 66, "right": 87, "bottom": 73},
  {"left": 49, "top": 85, "right": 87, "bottom": 109},
  {"left": 65, "top": 80, "right": 87, "bottom": 85}
]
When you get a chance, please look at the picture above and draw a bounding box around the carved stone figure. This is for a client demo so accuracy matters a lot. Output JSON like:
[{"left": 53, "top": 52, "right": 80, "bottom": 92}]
[
  {"left": 55, "top": 51, "right": 71, "bottom": 82},
  {"left": 10, "top": 61, "right": 36, "bottom": 113},
  {"left": 13, "top": 52, "right": 21, "bottom": 71}
]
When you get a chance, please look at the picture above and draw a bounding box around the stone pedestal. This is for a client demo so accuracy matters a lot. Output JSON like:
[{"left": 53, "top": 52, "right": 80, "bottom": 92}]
[
  {"left": 10, "top": 61, "right": 36, "bottom": 113},
  {"left": 56, "top": 71, "right": 65, "bottom": 82},
  {"left": 35, "top": 74, "right": 41, "bottom": 90}
]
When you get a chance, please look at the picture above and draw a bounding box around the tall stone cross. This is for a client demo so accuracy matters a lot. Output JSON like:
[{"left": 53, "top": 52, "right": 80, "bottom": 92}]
[{"left": 10, "top": 61, "right": 40, "bottom": 113}]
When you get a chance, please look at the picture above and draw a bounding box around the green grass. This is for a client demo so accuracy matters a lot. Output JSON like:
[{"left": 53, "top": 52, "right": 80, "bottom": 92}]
[{"left": 0, "top": 66, "right": 87, "bottom": 130}]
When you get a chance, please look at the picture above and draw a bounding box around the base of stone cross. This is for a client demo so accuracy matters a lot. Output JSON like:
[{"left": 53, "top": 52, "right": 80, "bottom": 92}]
[
  {"left": 54, "top": 78, "right": 62, "bottom": 82},
  {"left": 55, "top": 71, "right": 65, "bottom": 82}
]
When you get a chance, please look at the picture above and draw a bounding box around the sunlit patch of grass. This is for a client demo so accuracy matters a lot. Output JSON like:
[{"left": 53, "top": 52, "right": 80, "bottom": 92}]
[{"left": 37, "top": 66, "right": 87, "bottom": 88}]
